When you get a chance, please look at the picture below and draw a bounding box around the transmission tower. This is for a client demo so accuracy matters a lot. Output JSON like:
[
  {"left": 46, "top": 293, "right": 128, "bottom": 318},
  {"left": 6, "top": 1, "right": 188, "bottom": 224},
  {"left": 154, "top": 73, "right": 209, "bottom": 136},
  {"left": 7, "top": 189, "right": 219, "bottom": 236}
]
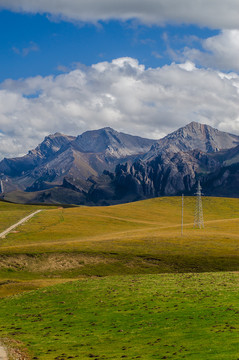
[{"left": 194, "top": 180, "right": 204, "bottom": 229}]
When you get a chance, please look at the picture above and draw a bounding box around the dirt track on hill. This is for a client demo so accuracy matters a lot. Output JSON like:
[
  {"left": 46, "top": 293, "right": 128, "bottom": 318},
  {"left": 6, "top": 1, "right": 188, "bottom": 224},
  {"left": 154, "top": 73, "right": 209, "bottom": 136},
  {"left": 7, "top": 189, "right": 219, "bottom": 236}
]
[{"left": 0, "top": 210, "right": 42, "bottom": 239}]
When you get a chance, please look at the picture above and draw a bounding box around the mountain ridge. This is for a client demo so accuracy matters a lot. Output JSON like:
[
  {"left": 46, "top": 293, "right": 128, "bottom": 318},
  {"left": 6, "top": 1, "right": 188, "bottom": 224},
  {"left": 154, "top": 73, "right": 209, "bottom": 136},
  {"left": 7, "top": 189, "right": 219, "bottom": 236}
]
[
  {"left": 2, "top": 121, "right": 239, "bottom": 204},
  {"left": 0, "top": 127, "right": 155, "bottom": 194},
  {"left": 145, "top": 121, "right": 239, "bottom": 160}
]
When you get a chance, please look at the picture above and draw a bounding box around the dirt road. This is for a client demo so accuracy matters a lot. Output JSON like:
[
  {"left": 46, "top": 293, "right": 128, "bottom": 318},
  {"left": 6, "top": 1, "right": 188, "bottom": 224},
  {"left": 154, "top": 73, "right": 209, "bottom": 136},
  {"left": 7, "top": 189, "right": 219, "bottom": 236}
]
[{"left": 0, "top": 210, "right": 42, "bottom": 239}]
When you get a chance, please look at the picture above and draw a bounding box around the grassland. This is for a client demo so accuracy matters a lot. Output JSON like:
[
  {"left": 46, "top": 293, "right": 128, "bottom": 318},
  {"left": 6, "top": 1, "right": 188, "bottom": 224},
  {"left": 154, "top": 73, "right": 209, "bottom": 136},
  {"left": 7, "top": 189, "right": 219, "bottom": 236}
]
[
  {"left": 0, "top": 196, "right": 239, "bottom": 290},
  {"left": 0, "top": 272, "right": 238, "bottom": 360},
  {"left": 0, "top": 201, "right": 49, "bottom": 233},
  {"left": 0, "top": 197, "right": 238, "bottom": 359}
]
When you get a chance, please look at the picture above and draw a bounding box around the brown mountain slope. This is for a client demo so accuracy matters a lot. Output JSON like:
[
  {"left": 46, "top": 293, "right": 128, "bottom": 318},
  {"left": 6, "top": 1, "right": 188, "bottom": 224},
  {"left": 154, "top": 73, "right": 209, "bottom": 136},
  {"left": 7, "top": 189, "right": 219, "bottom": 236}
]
[{"left": 0, "top": 127, "right": 155, "bottom": 194}]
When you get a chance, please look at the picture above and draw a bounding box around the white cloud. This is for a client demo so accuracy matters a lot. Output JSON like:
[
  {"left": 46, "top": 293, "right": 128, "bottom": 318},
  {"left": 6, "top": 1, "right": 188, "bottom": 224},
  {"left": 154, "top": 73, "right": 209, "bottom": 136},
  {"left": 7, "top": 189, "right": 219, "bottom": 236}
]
[
  {"left": 183, "top": 30, "right": 239, "bottom": 72},
  {"left": 1, "top": 58, "right": 239, "bottom": 159},
  {"left": 178, "top": 61, "right": 196, "bottom": 72},
  {"left": 12, "top": 41, "right": 39, "bottom": 57},
  {"left": 1, "top": 0, "right": 239, "bottom": 29}
]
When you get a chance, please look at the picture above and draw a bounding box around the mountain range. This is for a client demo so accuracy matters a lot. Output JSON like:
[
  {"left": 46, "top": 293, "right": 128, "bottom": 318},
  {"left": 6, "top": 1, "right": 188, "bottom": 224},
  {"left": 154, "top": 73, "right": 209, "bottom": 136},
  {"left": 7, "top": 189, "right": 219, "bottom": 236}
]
[{"left": 1, "top": 121, "right": 239, "bottom": 205}]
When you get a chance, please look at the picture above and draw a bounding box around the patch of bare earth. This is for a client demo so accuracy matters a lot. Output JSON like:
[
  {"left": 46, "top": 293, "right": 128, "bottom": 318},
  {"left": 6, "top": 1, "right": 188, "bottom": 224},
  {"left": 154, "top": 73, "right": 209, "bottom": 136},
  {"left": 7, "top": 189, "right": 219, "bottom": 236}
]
[
  {"left": 0, "top": 253, "right": 119, "bottom": 272},
  {"left": 1, "top": 338, "right": 30, "bottom": 360}
]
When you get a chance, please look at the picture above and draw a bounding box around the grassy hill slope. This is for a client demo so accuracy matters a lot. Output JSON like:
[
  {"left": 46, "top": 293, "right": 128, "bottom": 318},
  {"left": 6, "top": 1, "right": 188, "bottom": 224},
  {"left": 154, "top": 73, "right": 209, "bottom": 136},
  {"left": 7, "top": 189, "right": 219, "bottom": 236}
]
[
  {"left": 0, "top": 197, "right": 239, "bottom": 296},
  {"left": 0, "top": 200, "right": 48, "bottom": 233}
]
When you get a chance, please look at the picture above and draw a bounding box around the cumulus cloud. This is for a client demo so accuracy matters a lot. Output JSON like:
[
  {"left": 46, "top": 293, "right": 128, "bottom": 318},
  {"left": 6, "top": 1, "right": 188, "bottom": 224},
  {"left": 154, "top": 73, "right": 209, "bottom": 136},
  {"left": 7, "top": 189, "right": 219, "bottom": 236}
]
[
  {"left": 1, "top": 57, "right": 239, "bottom": 159},
  {"left": 1, "top": 0, "right": 239, "bottom": 29},
  {"left": 183, "top": 30, "right": 239, "bottom": 72}
]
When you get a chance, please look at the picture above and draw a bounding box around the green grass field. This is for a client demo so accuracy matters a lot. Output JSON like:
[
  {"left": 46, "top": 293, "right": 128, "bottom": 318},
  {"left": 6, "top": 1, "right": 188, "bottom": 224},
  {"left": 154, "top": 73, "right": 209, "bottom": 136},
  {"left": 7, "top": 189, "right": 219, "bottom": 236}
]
[
  {"left": 0, "top": 272, "right": 238, "bottom": 360},
  {"left": 0, "top": 197, "right": 238, "bottom": 359}
]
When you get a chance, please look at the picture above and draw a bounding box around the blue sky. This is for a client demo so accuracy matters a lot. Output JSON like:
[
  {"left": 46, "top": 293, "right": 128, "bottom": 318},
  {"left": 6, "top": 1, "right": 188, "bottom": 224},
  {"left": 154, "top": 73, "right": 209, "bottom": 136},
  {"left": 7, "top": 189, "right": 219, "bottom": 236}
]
[
  {"left": 0, "top": 0, "right": 239, "bottom": 159},
  {"left": 0, "top": 10, "right": 218, "bottom": 81}
]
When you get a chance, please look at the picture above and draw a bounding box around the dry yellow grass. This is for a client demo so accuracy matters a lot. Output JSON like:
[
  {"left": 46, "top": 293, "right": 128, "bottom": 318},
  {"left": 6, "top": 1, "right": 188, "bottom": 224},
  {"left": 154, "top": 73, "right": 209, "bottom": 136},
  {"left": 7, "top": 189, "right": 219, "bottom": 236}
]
[
  {"left": 0, "top": 197, "right": 238, "bottom": 284},
  {"left": 0, "top": 196, "right": 239, "bottom": 253}
]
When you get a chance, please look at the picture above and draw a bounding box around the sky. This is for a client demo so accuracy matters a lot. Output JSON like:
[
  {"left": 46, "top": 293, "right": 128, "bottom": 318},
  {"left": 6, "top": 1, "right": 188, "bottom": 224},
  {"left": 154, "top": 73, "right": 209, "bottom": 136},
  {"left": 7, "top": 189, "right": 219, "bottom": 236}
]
[{"left": 0, "top": 0, "right": 239, "bottom": 159}]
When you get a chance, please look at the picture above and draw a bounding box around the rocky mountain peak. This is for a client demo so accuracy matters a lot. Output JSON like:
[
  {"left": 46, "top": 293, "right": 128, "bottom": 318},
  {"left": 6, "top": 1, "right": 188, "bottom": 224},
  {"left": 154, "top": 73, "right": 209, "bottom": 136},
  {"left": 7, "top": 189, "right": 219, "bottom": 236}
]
[
  {"left": 34, "top": 133, "right": 75, "bottom": 159},
  {"left": 74, "top": 127, "right": 155, "bottom": 157},
  {"left": 146, "top": 121, "right": 239, "bottom": 159},
  {"left": 183, "top": 121, "right": 207, "bottom": 131},
  {"left": 176, "top": 121, "right": 219, "bottom": 138}
]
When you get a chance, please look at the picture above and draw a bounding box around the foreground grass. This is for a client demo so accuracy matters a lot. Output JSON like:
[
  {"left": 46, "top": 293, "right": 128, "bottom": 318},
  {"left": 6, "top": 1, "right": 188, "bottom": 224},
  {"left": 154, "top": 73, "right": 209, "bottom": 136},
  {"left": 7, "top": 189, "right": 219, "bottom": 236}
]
[
  {"left": 0, "top": 278, "right": 77, "bottom": 298},
  {"left": 0, "top": 272, "right": 238, "bottom": 360}
]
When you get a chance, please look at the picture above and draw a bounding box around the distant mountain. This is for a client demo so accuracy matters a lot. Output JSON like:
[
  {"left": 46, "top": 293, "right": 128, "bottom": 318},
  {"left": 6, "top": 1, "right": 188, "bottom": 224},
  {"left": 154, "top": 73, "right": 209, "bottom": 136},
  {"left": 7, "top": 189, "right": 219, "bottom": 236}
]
[
  {"left": 86, "top": 150, "right": 217, "bottom": 204},
  {"left": 2, "top": 121, "right": 239, "bottom": 205},
  {"left": 86, "top": 123, "right": 239, "bottom": 204},
  {"left": 73, "top": 127, "right": 154, "bottom": 158},
  {"left": 87, "top": 148, "right": 239, "bottom": 205},
  {"left": 0, "top": 127, "right": 155, "bottom": 194},
  {"left": 0, "top": 133, "right": 75, "bottom": 178},
  {"left": 145, "top": 121, "right": 239, "bottom": 160}
]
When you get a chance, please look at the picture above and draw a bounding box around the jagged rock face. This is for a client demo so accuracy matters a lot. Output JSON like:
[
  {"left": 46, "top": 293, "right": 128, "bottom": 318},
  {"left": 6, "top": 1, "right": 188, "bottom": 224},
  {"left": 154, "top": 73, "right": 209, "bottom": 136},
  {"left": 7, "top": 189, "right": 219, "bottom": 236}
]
[
  {"left": 110, "top": 150, "right": 219, "bottom": 198},
  {"left": 201, "top": 162, "right": 239, "bottom": 198},
  {"left": 88, "top": 145, "right": 239, "bottom": 204}
]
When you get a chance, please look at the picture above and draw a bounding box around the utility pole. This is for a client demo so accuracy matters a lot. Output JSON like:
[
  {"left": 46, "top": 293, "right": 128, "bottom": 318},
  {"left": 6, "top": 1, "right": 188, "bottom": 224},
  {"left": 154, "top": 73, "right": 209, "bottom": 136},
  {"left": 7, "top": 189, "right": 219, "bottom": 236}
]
[
  {"left": 194, "top": 180, "right": 204, "bottom": 229},
  {"left": 181, "top": 193, "right": 184, "bottom": 236}
]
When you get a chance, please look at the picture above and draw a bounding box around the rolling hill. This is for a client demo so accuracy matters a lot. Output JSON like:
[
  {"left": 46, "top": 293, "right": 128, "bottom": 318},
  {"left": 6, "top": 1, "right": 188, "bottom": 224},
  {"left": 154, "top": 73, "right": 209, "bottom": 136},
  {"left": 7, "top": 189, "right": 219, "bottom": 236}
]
[{"left": 0, "top": 196, "right": 238, "bottom": 286}]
